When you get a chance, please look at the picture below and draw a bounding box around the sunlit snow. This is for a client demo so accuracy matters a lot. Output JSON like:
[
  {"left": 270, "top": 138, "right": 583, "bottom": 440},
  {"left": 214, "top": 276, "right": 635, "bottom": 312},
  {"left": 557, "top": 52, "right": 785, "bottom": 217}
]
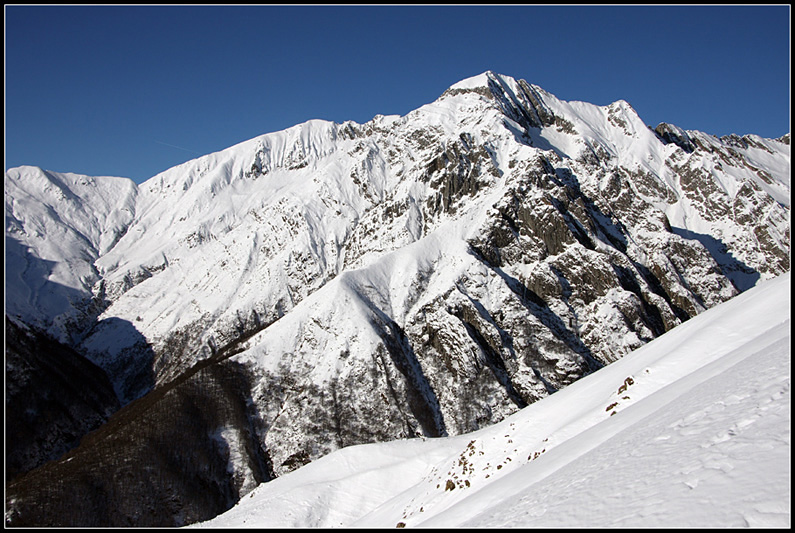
[{"left": 194, "top": 272, "right": 790, "bottom": 529}]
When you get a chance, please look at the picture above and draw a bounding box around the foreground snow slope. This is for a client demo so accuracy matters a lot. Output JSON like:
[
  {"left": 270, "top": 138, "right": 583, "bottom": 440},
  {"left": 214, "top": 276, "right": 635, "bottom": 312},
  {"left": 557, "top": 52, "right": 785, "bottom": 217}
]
[{"left": 195, "top": 271, "right": 790, "bottom": 529}]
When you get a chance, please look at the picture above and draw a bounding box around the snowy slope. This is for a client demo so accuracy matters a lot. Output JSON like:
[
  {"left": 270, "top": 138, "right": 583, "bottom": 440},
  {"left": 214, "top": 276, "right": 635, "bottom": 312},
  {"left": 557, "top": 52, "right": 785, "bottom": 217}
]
[
  {"left": 5, "top": 166, "right": 137, "bottom": 344},
  {"left": 194, "top": 271, "right": 790, "bottom": 529}
]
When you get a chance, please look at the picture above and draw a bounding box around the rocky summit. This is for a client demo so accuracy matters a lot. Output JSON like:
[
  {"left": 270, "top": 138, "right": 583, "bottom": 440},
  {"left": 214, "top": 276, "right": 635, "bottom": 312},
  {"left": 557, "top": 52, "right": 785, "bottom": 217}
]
[{"left": 5, "top": 71, "right": 790, "bottom": 527}]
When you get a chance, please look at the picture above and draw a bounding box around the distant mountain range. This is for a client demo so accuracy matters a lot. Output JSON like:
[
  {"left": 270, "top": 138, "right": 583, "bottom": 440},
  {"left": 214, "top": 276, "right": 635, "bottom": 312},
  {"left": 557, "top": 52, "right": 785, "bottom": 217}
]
[{"left": 5, "top": 71, "right": 790, "bottom": 527}]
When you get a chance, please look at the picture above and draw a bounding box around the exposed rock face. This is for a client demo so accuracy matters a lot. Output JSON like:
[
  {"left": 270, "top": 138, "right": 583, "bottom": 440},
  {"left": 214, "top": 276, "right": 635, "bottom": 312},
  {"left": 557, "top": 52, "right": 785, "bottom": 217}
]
[
  {"left": 5, "top": 71, "right": 790, "bottom": 526},
  {"left": 655, "top": 122, "right": 697, "bottom": 153}
]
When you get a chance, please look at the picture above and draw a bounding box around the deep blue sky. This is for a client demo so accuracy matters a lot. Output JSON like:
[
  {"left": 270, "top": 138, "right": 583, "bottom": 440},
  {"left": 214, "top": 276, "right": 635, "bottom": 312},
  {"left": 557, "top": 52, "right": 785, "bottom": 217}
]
[{"left": 5, "top": 5, "right": 791, "bottom": 184}]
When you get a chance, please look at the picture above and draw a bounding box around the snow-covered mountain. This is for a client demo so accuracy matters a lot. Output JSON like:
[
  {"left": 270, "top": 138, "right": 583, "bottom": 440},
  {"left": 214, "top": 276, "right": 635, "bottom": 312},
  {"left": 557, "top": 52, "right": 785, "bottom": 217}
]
[
  {"left": 193, "top": 271, "right": 790, "bottom": 528},
  {"left": 5, "top": 71, "right": 790, "bottom": 527}
]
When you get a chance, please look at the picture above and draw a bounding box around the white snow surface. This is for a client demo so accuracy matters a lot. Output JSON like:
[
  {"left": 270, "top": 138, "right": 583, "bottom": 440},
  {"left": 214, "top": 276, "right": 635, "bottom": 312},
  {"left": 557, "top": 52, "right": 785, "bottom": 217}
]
[
  {"left": 194, "top": 271, "right": 791, "bottom": 529},
  {"left": 5, "top": 166, "right": 138, "bottom": 343}
]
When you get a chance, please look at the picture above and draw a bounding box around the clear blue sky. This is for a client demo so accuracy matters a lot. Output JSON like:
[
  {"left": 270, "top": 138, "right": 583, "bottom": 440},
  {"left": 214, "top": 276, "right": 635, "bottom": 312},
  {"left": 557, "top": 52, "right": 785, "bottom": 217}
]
[{"left": 5, "top": 5, "right": 791, "bottom": 184}]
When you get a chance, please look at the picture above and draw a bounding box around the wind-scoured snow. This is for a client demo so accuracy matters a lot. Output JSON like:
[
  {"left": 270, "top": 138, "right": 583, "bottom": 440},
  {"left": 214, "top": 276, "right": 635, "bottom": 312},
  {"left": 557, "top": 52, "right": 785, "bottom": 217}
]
[{"left": 194, "top": 271, "right": 790, "bottom": 529}]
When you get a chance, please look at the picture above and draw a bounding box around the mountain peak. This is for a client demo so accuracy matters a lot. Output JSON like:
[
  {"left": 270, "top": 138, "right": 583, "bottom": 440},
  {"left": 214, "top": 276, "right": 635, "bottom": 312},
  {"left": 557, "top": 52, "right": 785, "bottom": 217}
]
[
  {"left": 441, "top": 70, "right": 517, "bottom": 99},
  {"left": 447, "top": 70, "right": 503, "bottom": 90},
  {"left": 5, "top": 70, "right": 791, "bottom": 528}
]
